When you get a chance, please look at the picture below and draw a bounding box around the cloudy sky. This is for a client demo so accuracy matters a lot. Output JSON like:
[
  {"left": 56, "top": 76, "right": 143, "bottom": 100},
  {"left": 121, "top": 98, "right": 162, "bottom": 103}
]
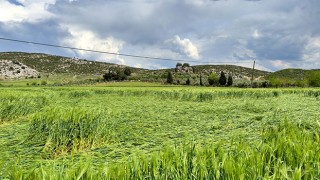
[{"left": 0, "top": 0, "right": 319, "bottom": 71}]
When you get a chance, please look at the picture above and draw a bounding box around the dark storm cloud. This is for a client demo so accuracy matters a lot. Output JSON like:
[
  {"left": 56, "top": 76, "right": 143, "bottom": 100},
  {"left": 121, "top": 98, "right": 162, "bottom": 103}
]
[{"left": 0, "top": 20, "right": 70, "bottom": 55}]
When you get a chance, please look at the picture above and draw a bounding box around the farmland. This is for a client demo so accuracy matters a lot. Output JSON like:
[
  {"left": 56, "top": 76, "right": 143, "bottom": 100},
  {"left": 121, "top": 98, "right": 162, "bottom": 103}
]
[{"left": 1, "top": 84, "right": 320, "bottom": 179}]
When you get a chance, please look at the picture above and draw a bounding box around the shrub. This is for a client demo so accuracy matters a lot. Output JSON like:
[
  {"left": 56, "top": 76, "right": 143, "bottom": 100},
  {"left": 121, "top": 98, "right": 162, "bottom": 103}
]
[
  {"left": 103, "top": 67, "right": 128, "bottom": 81},
  {"left": 41, "top": 80, "right": 47, "bottom": 85},
  {"left": 297, "top": 80, "right": 308, "bottom": 87},
  {"left": 124, "top": 67, "right": 131, "bottom": 76},
  {"left": 307, "top": 71, "right": 320, "bottom": 87},
  {"left": 269, "top": 78, "right": 283, "bottom": 87},
  {"left": 261, "top": 81, "right": 269, "bottom": 88},
  {"left": 208, "top": 73, "right": 218, "bottom": 86}
]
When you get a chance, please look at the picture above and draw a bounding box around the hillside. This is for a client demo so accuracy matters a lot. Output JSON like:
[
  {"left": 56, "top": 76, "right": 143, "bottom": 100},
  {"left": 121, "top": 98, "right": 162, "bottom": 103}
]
[
  {"left": 0, "top": 60, "right": 39, "bottom": 79},
  {"left": 266, "top": 68, "right": 320, "bottom": 80},
  {"left": 0, "top": 52, "right": 126, "bottom": 76},
  {"left": 0, "top": 52, "right": 270, "bottom": 85}
]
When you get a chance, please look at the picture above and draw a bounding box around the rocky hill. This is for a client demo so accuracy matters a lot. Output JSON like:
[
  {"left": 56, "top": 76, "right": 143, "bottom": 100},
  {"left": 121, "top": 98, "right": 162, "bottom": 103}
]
[
  {"left": 0, "top": 60, "right": 39, "bottom": 79},
  {"left": 0, "top": 52, "right": 271, "bottom": 83},
  {"left": 0, "top": 52, "right": 126, "bottom": 76}
]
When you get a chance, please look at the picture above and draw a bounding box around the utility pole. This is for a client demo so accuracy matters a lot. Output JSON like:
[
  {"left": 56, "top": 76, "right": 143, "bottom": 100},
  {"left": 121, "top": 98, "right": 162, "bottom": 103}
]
[{"left": 251, "top": 60, "right": 255, "bottom": 88}]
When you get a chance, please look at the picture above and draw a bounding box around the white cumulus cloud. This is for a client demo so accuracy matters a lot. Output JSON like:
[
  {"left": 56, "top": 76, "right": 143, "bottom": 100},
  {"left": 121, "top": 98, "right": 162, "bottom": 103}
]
[
  {"left": 62, "top": 27, "right": 125, "bottom": 64},
  {"left": 0, "top": 0, "right": 56, "bottom": 23},
  {"left": 168, "top": 35, "right": 200, "bottom": 60},
  {"left": 303, "top": 37, "right": 320, "bottom": 62}
]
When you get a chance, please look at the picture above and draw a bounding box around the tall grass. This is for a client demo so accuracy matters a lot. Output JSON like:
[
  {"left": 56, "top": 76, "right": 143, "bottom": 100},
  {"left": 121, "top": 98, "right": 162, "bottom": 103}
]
[
  {"left": 105, "top": 120, "right": 320, "bottom": 179},
  {"left": 0, "top": 96, "right": 47, "bottom": 122},
  {"left": 3, "top": 120, "right": 320, "bottom": 179},
  {"left": 28, "top": 108, "right": 111, "bottom": 156}
]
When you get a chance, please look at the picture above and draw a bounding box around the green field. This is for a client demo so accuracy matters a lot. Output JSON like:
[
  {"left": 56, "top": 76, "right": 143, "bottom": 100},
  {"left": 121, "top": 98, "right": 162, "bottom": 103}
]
[{"left": 1, "top": 84, "right": 320, "bottom": 179}]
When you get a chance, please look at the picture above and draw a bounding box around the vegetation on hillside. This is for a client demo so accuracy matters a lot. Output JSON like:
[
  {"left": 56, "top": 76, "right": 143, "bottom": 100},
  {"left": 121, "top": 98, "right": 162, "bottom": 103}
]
[
  {"left": 267, "top": 69, "right": 320, "bottom": 87},
  {"left": 1, "top": 52, "right": 320, "bottom": 87},
  {"left": 1, "top": 52, "right": 271, "bottom": 86}
]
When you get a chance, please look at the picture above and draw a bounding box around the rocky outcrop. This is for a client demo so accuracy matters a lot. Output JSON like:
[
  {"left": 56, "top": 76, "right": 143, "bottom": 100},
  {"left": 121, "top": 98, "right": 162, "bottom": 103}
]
[
  {"left": 175, "top": 64, "right": 193, "bottom": 73},
  {"left": 0, "top": 60, "right": 40, "bottom": 79}
]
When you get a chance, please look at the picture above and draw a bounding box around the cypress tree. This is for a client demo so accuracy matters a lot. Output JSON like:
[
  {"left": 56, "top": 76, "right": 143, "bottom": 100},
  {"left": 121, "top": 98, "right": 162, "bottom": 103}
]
[
  {"left": 186, "top": 78, "right": 190, "bottom": 85},
  {"left": 167, "top": 72, "right": 173, "bottom": 84},
  {"left": 219, "top": 71, "right": 227, "bottom": 86},
  {"left": 227, "top": 75, "right": 233, "bottom": 86}
]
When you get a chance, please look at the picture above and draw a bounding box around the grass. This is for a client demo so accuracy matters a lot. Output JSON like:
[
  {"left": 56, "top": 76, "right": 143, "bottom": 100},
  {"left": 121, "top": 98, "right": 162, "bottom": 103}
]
[
  {"left": 0, "top": 95, "right": 47, "bottom": 123},
  {"left": 28, "top": 108, "right": 111, "bottom": 156},
  {"left": 0, "top": 86, "right": 320, "bottom": 179}
]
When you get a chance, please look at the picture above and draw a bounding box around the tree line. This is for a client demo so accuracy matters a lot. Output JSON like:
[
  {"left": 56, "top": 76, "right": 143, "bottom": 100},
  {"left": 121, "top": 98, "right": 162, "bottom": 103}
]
[{"left": 166, "top": 71, "right": 233, "bottom": 86}]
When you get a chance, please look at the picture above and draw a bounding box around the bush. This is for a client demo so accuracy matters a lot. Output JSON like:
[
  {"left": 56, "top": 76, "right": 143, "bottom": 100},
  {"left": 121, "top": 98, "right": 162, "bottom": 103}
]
[
  {"left": 262, "top": 81, "right": 270, "bottom": 88},
  {"left": 124, "top": 67, "right": 131, "bottom": 76},
  {"left": 41, "top": 80, "right": 47, "bottom": 85},
  {"left": 269, "top": 78, "right": 283, "bottom": 87},
  {"left": 208, "top": 73, "right": 218, "bottom": 86},
  {"left": 103, "top": 67, "right": 127, "bottom": 81},
  {"left": 307, "top": 71, "right": 320, "bottom": 87}
]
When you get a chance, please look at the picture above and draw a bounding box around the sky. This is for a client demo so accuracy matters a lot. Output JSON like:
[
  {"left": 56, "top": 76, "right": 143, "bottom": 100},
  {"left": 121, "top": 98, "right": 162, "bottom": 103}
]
[{"left": 0, "top": 0, "right": 320, "bottom": 71}]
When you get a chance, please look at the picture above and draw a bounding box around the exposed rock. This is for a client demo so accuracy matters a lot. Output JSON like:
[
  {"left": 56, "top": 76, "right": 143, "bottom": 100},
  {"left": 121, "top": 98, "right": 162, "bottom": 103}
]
[
  {"left": 175, "top": 65, "right": 193, "bottom": 73},
  {"left": 0, "top": 60, "right": 40, "bottom": 79}
]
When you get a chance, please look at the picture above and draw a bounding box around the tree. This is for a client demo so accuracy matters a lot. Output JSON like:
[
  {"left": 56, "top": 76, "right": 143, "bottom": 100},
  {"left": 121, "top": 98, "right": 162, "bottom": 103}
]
[
  {"left": 307, "top": 71, "right": 320, "bottom": 87},
  {"left": 200, "top": 74, "right": 203, "bottom": 86},
  {"left": 219, "top": 71, "right": 227, "bottom": 86},
  {"left": 175, "top": 63, "right": 182, "bottom": 72},
  {"left": 103, "top": 71, "right": 112, "bottom": 81},
  {"left": 166, "top": 72, "right": 173, "bottom": 84},
  {"left": 103, "top": 67, "right": 127, "bottom": 81},
  {"left": 208, "top": 73, "right": 218, "bottom": 86},
  {"left": 124, "top": 67, "right": 131, "bottom": 76},
  {"left": 227, "top": 75, "right": 233, "bottom": 86},
  {"left": 118, "top": 71, "right": 127, "bottom": 81},
  {"left": 186, "top": 78, "right": 190, "bottom": 85},
  {"left": 182, "top": 63, "right": 190, "bottom": 67}
]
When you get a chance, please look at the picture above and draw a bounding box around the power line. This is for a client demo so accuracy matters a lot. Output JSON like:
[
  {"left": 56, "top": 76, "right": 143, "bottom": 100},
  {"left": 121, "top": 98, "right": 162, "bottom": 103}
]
[{"left": 0, "top": 37, "right": 253, "bottom": 64}]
